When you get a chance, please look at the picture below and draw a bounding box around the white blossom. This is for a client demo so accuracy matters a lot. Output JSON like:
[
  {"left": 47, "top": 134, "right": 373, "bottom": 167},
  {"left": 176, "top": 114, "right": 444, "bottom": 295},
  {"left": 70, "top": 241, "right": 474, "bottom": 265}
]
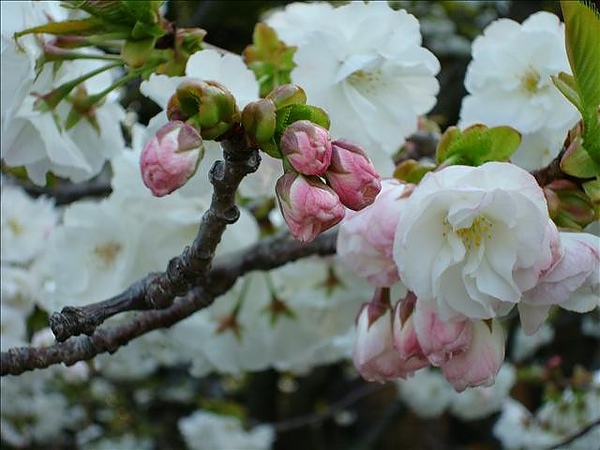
[
  {"left": 1, "top": 1, "right": 126, "bottom": 184},
  {"left": 396, "top": 367, "right": 454, "bottom": 418},
  {"left": 459, "top": 12, "right": 580, "bottom": 170},
  {"left": 449, "top": 363, "right": 516, "bottom": 420},
  {"left": 178, "top": 411, "right": 274, "bottom": 450},
  {"left": 1, "top": 185, "right": 57, "bottom": 264},
  {"left": 269, "top": 1, "right": 440, "bottom": 175},
  {"left": 394, "top": 162, "right": 554, "bottom": 321}
]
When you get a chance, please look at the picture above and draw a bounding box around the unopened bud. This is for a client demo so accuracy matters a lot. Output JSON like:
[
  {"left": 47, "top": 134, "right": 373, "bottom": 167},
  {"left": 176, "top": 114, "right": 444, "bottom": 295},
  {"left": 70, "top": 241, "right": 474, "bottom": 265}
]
[
  {"left": 545, "top": 180, "right": 596, "bottom": 230},
  {"left": 167, "top": 79, "right": 240, "bottom": 140},
  {"left": 241, "top": 99, "right": 277, "bottom": 143},
  {"left": 276, "top": 172, "right": 345, "bottom": 242},
  {"left": 280, "top": 120, "right": 332, "bottom": 176},
  {"left": 326, "top": 140, "right": 381, "bottom": 211},
  {"left": 266, "top": 84, "right": 307, "bottom": 109},
  {"left": 140, "top": 120, "right": 204, "bottom": 197}
]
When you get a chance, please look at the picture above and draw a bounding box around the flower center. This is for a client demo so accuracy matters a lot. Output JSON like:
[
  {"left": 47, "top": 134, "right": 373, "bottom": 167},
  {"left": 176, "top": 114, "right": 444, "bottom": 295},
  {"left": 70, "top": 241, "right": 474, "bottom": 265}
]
[
  {"left": 7, "top": 218, "right": 24, "bottom": 235},
  {"left": 520, "top": 67, "right": 542, "bottom": 95},
  {"left": 94, "top": 241, "right": 122, "bottom": 269},
  {"left": 347, "top": 69, "right": 383, "bottom": 95},
  {"left": 444, "top": 215, "right": 493, "bottom": 250}
]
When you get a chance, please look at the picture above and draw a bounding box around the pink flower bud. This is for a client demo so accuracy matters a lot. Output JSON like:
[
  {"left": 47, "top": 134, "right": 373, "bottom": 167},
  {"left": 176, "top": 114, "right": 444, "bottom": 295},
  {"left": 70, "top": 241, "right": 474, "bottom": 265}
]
[
  {"left": 353, "top": 289, "right": 426, "bottom": 382},
  {"left": 412, "top": 299, "right": 472, "bottom": 366},
  {"left": 275, "top": 172, "right": 345, "bottom": 243},
  {"left": 392, "top": 295, "right": 429, "bottom": 371},
  {"left": 140, "top": 121, "right": 204, "bottom": 197},
  {"left": 280, "top": 120, "right": 332, "bottom": 176},
  {"left": 326, "top": 139, "right": 381, "bottom": 211},
  {"left": 336, "top": 179, "right": 412, "bottom": 287},
  {"left": 440, "top": 319, "right": 505, "bottom": 392}
]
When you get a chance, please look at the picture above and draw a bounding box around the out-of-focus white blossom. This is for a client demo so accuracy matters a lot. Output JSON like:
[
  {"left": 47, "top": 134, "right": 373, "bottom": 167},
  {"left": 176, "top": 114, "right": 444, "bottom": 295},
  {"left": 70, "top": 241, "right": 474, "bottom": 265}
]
[
  {"left": 0, "top": 369, "right": 85, "bottom": 447},
  {"left": 494, "top": 377, "right": 600, "bottom": 449},
  {"left": 459, "top": 12, "right": 580, "bottom": 170},
  {"left": 1, "top": 2, "right": 126, "bottom": 184},
  {"left": 449, "top": 363, "right": 515, "bottom": 420},
  {"left": 268, "top": 1, "right": 440, "bottom": 175},
  {"left": 510, "top": 323, "right": 555, "bottom": 362},
  {"left": 1, "top": 185, "right": 57, "bottom": 264},
  {"left": 396, "top": 367, "right": 455, "bottom": 418},
  {"left": 178, "top": 411, "right": 274, "bottom": 450}
]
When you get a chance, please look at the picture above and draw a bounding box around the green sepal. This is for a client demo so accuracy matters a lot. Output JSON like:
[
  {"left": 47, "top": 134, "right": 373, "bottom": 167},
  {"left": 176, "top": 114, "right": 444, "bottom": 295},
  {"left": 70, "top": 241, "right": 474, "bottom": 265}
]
[
  {"left": 121, "top": 38, "right": 156, "bottom": 68},
  {"left": 393, "top": 159, "right": 436, "bottom": 183},
  {"left": 274, "top": 104, "right": 330, "bottom": 134},
  {"left": 436, "top": 124, "right": 521, "bottom": 166},
  {"left": 582, "top": 177, "right": 600, "bottom": 205}
]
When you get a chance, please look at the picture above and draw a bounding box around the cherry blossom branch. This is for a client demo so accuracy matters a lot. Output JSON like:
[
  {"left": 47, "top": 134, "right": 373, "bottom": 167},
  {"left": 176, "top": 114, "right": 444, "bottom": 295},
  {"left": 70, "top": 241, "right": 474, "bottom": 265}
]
[
  {"left": 48, "top": 124, "right": 260, "bottom": 342},
  {"left": 0, "top": 230, "right": 337, "bottom": 376}
]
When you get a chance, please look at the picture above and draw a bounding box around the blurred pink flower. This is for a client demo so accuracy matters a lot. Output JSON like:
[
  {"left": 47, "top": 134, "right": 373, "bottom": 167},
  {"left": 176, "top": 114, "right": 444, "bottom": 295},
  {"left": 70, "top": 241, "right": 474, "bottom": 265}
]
[{"left": 337, "top": 179, "right": 412, "bottom": 287}]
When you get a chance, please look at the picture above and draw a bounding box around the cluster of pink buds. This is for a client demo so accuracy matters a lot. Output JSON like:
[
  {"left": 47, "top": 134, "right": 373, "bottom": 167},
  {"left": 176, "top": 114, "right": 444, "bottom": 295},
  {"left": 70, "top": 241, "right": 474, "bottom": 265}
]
[
  {"left": 275, "top": 120, "right": 382, "bottom": 242},
  {"left": 353, "top": 289, "right": 505, "bottom": 392}
]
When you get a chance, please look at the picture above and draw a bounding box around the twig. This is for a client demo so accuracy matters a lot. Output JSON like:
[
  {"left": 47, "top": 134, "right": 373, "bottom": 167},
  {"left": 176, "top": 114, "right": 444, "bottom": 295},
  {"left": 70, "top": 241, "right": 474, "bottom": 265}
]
[
  {"left": 48, "top": 124, "right": 260, "bottom": 342},
  {"left": 271, "top": 382, "right": 388, "bottom": 433},
  {"left": 0, "top": 230, "right": 337, "bottom": 376},
  {"left": 545, "top": 417, "right": 600, "bottom": 450}
]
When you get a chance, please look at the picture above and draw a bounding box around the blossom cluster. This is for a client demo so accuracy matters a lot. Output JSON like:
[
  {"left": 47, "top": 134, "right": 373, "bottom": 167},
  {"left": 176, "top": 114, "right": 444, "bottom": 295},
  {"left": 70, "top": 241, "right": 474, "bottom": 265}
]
[
  {"left": 275, "top": 121, "right": 381, "bottom": 242},
  {"left": 340, "top": 162, "right": 599, "bottom": 390}
]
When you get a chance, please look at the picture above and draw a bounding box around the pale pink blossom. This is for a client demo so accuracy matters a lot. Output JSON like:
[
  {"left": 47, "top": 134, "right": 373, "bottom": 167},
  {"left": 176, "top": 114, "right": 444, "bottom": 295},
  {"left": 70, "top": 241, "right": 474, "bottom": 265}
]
[
  {"left": 275, "top": 172, "right": 345, "bottom": 243},
  {"left": 337, "top": 179, "right": 412, "bottom": 287},
  {"left": 441, "top": 319, "right": 505, "bottom": 392},
  {"left": 519, "top": 231, "right": 600, "bottom": 334},
  {"left": 280, "top": 120, "right": 332, "bottom": 176},
  {"left": 353, "top": 289, "right": 425, "bottom": 382},
  {"left": 140, "top": 121, "right": 204, "bottom": 197},
  {"left": 394, "top": 162, "right": 553, "bottom": 321},
  {"left": 413, "top": 299, "right": 472, "bottom": 366},
  {"left": 325, "top": 139, "right": 381, "bottom": 211}
]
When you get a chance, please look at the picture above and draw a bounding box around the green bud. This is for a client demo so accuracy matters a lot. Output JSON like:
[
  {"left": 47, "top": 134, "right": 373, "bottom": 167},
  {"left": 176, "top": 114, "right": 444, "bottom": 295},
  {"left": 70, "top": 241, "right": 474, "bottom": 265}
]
[
  {"left": 242, "top": 99, "right": 277, "bottom": 143},
  {"left": 545, "top": 180, "right": 596, "bottom": 230},
  {"left": 167, "top": 80, "right": 240, "bottom": 140},
  {"left": 266, "top": 84, "right": 307, "bottom": 109}
]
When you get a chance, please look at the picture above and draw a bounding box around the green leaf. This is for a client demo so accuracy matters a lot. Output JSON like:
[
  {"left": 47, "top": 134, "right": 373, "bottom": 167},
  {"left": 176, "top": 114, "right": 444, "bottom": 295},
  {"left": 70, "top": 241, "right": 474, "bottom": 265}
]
[
  {"left": 561, "top": 0, "right": 600, "bottom": 166},
  {"left": 560, "top": 138, "right": 600, "bottom": 177},
  {"left": 436, "top": 124, "right": 521, "bottom": 166},
  {"left": 393, "top": 159, "right": 436, "bottom": 183},
  {"left": 14, "top": 18, "right": 106, "bottom": 38},
  {"left": 551, "top": 72, "right": 583, "bottom": 113}
]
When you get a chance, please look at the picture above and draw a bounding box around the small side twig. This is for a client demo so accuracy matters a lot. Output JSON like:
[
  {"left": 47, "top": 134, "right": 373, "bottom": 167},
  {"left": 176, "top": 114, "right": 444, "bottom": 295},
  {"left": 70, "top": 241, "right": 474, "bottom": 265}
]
[{"left": 545, "top": 418, "right": 600, "bottom": 450}]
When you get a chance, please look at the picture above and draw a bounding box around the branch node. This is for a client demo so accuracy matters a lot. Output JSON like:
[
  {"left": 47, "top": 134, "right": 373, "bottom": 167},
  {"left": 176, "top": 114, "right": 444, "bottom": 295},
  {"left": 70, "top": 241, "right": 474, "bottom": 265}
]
[{"left": 50, "top": 307, "right": 98, "bottom": 342}]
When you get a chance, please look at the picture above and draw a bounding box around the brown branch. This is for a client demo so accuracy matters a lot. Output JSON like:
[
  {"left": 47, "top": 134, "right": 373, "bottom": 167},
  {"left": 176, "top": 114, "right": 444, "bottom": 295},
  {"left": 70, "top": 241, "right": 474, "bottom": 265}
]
[
  {"left": 48, "top": 124, "right": 260, "bottom": 342},
  {"left": 0, "top": 230, "right": 337, "bottom": 376},
  {"left": 545, "top": 418, "right": 600, "bottom": 450}
]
